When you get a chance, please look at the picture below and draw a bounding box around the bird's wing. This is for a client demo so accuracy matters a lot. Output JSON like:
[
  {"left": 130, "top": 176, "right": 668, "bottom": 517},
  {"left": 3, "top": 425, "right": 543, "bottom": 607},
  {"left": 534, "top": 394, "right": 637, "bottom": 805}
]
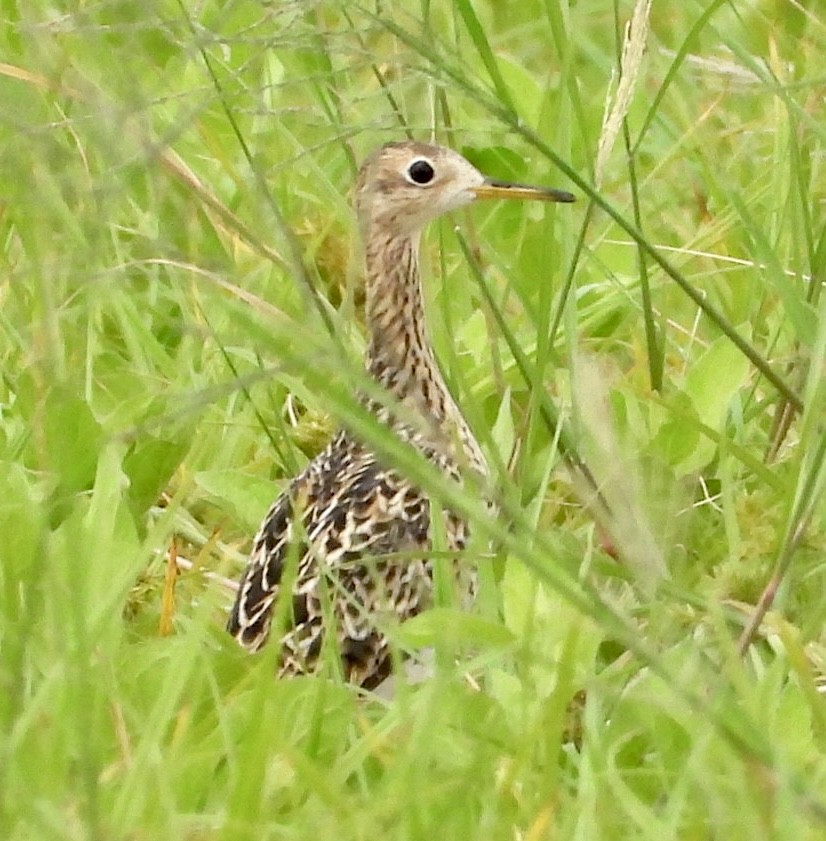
[{"left": 226, "top": 432, "right": 432, "bottom": 671}]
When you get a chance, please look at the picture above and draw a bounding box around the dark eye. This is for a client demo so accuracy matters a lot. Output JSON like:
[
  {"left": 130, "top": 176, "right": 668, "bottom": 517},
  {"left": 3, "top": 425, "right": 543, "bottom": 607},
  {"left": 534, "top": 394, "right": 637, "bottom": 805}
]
[{"left": 407, "top": 159, "right": 435, "bottom": 185}]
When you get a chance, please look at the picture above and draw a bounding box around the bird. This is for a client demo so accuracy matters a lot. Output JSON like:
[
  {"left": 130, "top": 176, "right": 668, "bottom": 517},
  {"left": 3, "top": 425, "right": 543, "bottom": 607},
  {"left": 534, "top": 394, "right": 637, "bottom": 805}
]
[{"left": 227, "top": 141, "right": 574, "bottom": 688}]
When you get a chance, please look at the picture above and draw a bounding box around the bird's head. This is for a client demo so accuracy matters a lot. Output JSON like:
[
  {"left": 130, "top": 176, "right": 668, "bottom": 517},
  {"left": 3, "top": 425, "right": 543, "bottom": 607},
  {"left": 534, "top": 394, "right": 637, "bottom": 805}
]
[{"left": 354, "top": 141, "right": 574, "bottom": 237}]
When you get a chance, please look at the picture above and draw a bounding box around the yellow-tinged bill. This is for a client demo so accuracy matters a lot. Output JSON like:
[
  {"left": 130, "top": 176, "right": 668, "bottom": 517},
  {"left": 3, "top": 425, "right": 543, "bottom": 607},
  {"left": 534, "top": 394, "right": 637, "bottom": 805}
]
[{"left": 473, "top": 178, "right": 575, "bottom": 203}]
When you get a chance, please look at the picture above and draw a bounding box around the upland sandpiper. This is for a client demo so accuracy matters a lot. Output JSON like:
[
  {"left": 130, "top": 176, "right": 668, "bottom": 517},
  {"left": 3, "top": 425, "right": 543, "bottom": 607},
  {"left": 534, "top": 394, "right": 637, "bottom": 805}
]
[{"left": 227, "top": 141, "right": 574, "bottom": 688}]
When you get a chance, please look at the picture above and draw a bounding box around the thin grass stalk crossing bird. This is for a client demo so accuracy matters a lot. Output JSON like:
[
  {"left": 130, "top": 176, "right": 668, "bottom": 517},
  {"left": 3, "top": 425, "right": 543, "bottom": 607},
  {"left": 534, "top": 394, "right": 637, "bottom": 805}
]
[{"left": 227, "top": 141, "right": 574, "bottom": 688}]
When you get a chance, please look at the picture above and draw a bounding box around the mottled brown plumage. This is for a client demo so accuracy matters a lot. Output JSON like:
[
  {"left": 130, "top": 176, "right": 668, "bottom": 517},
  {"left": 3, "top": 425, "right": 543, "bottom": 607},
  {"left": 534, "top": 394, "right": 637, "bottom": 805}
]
[{"left": 227, "top": 141, "right": 573, "bottom": 687}]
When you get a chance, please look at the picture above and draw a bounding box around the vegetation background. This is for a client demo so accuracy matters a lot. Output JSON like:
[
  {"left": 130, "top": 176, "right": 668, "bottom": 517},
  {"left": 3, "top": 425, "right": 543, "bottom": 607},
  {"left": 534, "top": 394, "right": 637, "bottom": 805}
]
[{"left": 1, "top": 0, "right": 825, "bottom": 838}]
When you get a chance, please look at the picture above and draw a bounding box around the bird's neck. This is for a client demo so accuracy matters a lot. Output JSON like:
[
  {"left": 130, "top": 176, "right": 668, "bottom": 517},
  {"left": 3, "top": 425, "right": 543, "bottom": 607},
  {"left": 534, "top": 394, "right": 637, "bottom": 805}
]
[
  {"left": 364, "top": 230, "right": 428, "bottom": 386},
  {"left": 364, "top": 228, "right": 448, "bottom": 411},
  {"left": 362, "top": 225, "right": 485, "bottom": 473}
]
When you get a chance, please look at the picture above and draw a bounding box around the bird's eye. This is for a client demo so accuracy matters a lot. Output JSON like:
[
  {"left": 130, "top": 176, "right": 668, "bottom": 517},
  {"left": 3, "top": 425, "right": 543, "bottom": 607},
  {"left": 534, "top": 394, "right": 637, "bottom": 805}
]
[{"left": 406, "top": 159, "right": 435, "bottom": 185}]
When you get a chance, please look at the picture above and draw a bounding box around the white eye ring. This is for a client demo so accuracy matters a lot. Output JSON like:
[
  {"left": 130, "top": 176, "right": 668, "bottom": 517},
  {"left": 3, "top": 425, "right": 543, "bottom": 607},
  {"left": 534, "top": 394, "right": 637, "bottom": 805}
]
[{"left": 405, "top": 158, "right": 436, "bottom": 186}]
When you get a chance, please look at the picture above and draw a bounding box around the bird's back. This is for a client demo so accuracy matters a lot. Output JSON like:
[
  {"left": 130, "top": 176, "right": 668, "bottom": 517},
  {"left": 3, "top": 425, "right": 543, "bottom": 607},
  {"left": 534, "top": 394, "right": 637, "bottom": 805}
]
[{"left": 226, "top": 427, "right": 472, "bottom": 686}]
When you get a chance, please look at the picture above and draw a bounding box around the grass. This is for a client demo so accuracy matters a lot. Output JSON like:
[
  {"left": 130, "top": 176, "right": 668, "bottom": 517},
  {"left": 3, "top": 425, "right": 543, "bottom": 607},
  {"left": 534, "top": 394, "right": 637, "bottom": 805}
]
[{"left": 1, "top": 0, "right": 825, "bottom": 838}]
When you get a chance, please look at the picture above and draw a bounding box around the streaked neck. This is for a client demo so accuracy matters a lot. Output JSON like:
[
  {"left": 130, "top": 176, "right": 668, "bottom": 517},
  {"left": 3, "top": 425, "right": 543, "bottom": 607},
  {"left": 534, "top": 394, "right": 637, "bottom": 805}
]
[{"left": 361, "top": 224, "right": 486, "bottom": 473}]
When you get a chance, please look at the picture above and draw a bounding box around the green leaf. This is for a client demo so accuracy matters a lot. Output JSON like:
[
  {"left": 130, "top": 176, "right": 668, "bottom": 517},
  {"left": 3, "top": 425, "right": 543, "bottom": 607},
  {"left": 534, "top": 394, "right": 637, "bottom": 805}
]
[
  {"left": 396, "top": 608, "right": 514, "bottom": 649},
  {"left": 650, "top": 392, "right": 701, "bottom": 469},
  {"left": 684, "top": 334, "right": 751, "bottom": 431},
  {"left": 194, "top": 469, "right": 278, "bottom": 532},
  {"left": 41, "top": 385, "right": 103, "bottom": 495},
  {"left": 123, "top": 437, "right": 189, "bottom": 518},
  {"left": 461, "top": 145, "right": 528, "bottom": 183},
  {"left": 490, "top": 388, "right": 515, "bottom": 464},
  {"left": 452, "top": 0, "right": 516, "bottom": 113}
]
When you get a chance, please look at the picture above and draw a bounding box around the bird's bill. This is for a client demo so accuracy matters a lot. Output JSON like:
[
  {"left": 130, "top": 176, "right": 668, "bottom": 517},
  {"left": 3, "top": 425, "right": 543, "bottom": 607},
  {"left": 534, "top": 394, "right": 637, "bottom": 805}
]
[{"left": 473, "top": 178, "right": 575, "bottom": 203}]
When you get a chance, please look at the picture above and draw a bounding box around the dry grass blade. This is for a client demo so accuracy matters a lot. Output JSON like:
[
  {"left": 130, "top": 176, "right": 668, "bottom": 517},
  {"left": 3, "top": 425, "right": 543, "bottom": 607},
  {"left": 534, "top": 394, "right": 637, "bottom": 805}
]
[{"left": 595, "top": 0, "right": 653, "bottom": 188}]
